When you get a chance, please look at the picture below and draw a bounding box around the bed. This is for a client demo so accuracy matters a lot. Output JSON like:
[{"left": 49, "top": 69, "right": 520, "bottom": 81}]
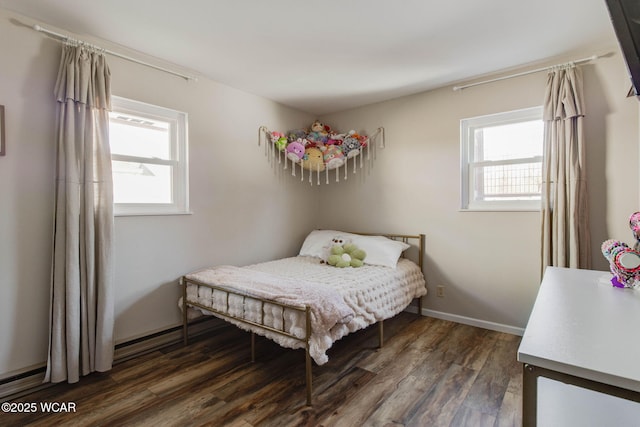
[{"left": 180, "top": 230, "right": 427, "bottom": 405}]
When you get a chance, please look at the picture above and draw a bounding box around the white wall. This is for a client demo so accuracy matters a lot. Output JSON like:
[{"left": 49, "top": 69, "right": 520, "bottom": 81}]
[
  {"left": 0, "top": 10, "right": 59, "bottom": 378},
  {"left": 0, "top": 9, "right": 316, "bottom": 377},
  {"left": 318, "top": 49, "right": 639, "bottom": 331}
]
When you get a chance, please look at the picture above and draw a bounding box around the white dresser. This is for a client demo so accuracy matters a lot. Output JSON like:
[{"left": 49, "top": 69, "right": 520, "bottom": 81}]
[{"left": 518, "top": 266, "right": 640, "bottom": 426}]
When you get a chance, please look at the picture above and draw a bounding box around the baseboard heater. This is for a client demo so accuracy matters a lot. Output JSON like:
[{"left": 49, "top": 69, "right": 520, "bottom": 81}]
[{"left": 0, "top": 317, "right": 223, "bottom": 402}]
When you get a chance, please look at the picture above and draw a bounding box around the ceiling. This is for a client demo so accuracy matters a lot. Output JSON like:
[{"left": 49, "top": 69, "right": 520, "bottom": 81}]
[{"left": 0, "top": 0, "right": 620, "bottom": 115}]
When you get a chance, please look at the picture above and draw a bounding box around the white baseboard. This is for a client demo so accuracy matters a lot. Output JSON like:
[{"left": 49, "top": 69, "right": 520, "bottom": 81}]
[
  {"left": 420, "top": 308, "right": 525, "bottom": 336},
  {"left": 0, "top": 318, "right": 223, "bottom": 402}
]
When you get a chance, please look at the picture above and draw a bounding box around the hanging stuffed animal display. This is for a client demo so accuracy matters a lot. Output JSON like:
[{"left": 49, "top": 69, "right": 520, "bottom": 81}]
[{"left": 260, "top": 122, "right": 383, "bottom": 185}]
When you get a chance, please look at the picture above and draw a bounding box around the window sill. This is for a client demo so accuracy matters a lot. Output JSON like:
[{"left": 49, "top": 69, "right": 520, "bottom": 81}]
[
  {"left": 114, "top": 211, "right": 193, "bottom": 217},
  {"left": 459, "top": 208, "right": 540, "bottom": 213}
]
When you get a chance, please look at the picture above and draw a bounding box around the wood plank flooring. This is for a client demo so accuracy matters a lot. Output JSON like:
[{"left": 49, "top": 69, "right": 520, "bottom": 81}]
[{"left": 1, "top": 313, "right": 522, "bottom": 426}]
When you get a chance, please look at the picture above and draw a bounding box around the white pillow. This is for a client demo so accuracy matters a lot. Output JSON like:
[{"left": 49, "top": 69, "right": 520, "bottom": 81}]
[
  {"left": 351, "top": 235, "right": 410, "bottom": 268},
  {"left": 299, "top": 229, "right": 358, "bottom": 259},
  {"left": 299, "top": 229, "right": 410, "bottom": 268}
]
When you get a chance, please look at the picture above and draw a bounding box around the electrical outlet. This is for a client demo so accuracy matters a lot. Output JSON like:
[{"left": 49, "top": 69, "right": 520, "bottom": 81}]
[{"left": 436, "top": 286, "right": 445, "bottom": 297}]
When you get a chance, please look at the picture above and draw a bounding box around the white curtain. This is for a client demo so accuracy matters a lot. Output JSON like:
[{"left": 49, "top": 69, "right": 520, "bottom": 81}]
[
  {"left": 46, "top": 44, "right": 115, "bottom": 383},
  {"left": 541, "top": 66, "right": 591, "bottom": 271}
]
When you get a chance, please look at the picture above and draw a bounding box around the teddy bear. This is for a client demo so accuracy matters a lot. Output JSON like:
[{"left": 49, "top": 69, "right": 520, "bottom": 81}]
[{"left": 328, "top": 243, "right": 367, "bottom": 268}]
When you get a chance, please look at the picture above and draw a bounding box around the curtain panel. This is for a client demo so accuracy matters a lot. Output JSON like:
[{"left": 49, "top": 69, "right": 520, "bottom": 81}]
[
  {"left": 46, "top": 44, "right": 115, "bottom": 383},
  {"left": 540, "top": 66, "right": 591, "bottom": 271}
]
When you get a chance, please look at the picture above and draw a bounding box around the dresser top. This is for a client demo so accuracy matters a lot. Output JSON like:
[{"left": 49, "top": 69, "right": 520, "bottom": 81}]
[{"left": 518, "top": 266, "right": 640, "bottom": 392}]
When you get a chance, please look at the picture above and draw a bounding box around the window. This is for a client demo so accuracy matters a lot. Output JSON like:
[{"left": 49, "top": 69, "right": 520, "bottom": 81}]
[
  {"left": 109, "top": 97, "right": 189, "bottom": 216},
  {"left": 460, "top": 106, "right": 543, "bottom": 211}
]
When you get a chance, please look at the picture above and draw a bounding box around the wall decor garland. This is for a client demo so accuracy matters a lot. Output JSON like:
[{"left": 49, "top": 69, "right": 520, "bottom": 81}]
[{"left": 258, "top": 120, "right": 384, "bottom": 185}]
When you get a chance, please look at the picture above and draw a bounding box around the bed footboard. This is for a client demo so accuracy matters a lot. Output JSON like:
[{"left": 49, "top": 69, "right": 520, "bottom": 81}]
[{"left": 181, "top": 276, "right": 314, "bottom": 405}]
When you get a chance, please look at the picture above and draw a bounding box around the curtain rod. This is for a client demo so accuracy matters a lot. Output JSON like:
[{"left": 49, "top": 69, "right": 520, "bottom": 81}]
[
  {"left": 452, "top": 55, "right": 601, "bottom": 91},
  {"left": 32, "top": 24, "right": 197, "bottom": 81}
]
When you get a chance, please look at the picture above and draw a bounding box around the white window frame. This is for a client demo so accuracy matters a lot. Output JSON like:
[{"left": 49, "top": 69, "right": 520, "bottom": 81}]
[
  {"left": 110, "top": 96, "right": 189, "bottom": 216},
  {"left": 460, "top": 106, "right": 543, "bottom": 211}
]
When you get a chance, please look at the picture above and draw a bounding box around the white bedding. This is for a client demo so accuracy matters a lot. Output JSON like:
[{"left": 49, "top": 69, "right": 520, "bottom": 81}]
[{"left": 183, "top": 255, "right": 426, "bottom": 365}]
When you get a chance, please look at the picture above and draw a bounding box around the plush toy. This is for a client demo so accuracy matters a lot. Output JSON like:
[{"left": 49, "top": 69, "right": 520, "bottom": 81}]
[
  {"left": 328, "top": 243, "right": 367, "bottom": 268},
  {"left": 321, "top": 145, "right": 345, "bottom": 170},
  {"left": 630, "top": 211, "right": 640, "bottom": 250},
  {"left": 331, "top": 236, "right": 350, "bottom": 246},
  {"left": 601, "top": 211, "right": 640, "bottom": 288},
  {"left": 270, "top": 131, "right": 288, "bottom": 151},
  {"left": 320, "top": 236, "right": 352, "bottom": 262},
  {"left": 301, "top": 147, "right": 326, "bottom": 171},
  {"left": 358, "top": 134, "right": 369, "bottom": 148},
  {"left": 268, "top": 124, "right": 373, "bottom": 178},
  {"left": 601, "top": 240, "right": 640, "bottom": 288},
  {"left": 286, "top": 140, "right": 306, "bottom": 162},
  {"left": 341, "top": 131, "right": 364, "bottom": 158},
  {"left": 307, "top": 120, "right": 330, "bottom": 145},
  {"left": 311, "top": 120, "right": 325, "bottom": 132},
  {"left": 326, "top": 132, "right": 345, "bottom": 146},
  {"left": 287, "top": 129, "right": 308, "bottom": 142}
]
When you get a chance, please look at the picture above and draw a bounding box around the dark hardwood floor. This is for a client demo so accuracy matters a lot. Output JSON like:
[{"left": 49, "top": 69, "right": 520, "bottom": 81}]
[{"left": 1, "top": 313, "right": 522, "bottom": 426}]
